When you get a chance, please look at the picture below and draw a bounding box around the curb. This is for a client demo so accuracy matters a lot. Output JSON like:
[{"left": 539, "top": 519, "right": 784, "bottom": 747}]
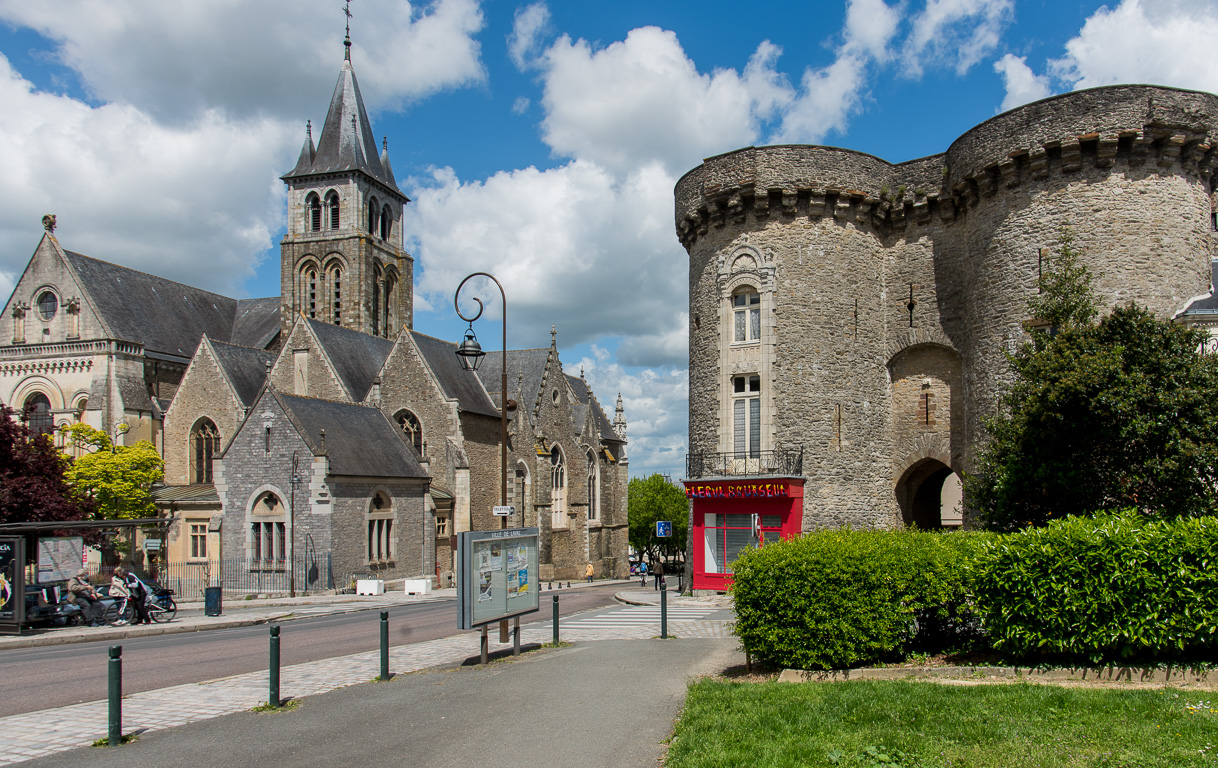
[{"left": 778, "top": 665, "right": 1217, "bottom": 685}]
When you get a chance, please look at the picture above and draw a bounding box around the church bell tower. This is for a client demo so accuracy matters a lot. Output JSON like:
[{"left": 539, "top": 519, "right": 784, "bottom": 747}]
[{"left": 279, "top": 32, "right": 413, "bottom": 341}]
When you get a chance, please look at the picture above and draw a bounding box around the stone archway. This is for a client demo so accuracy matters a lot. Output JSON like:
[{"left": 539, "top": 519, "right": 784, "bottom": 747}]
[{"left": 895, "top": 458, "right": 959, "bottom": 529}]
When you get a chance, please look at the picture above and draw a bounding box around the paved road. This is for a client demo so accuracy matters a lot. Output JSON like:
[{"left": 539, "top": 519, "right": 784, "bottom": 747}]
[
  {"left": 16, "top": 638, "right": 741, "bottom": 768},
  {"left": 0, "top": 584, "right": 622, "bottom": 717}
]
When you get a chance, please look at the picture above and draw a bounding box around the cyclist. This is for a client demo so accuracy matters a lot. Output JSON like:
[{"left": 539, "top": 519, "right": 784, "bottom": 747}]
[{"left": 110, "top": 566, "right": 152, "bottom": 625}]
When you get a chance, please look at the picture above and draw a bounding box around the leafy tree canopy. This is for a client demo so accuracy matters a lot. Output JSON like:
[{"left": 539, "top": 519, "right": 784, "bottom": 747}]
[
  {"left": 969, "top": 302, "right": 1218, "bottom": 530},
  {"left": 60, "top": 424, "right": 164, "bottom": 520},
  {"left": 627, "top": 474, "right": 689, "bottom": 565},
  {"left": 0, "top": 404, "right": 97, "bottom": 529}
]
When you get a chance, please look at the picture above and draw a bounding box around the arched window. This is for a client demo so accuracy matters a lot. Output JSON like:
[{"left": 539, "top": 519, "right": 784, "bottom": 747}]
[
  {"left": 250, "top": 492, "right": 286, "bottom": 564},
  {"left": 396, "top": 410, "right": 423, "bottom": 456},
  {"left": 550, "top": 446, "right": 566, "bottom": 529},
  {"left": 367, "top": 491, "right": 394, "bottom": 563},
  {"left": 23, "top": 393, "right": 53, "bottom": 438},
  {"left": 367, "top": 197, "right": 379, "bottom": 235},
  {"left": 329, "top": 264, "right": 343, "bottom": 325},
  {"left": 37, "top": 291, "right": 58, "bottom": 321},
  {"left": 382, "top": 274, "right": 394, "bottom": 336},
  {"left": 372, "top": 266, "right": 382, "bottom": 337},
  {"left": 587, "top": 450, "right": 598, "bottom": 522},
  {"left": 190, "top": 418, "right": 221, "bottom": 484},
  {"left": 732, "top": 287, "right": 761, "bottom": 343},
  {"left": 380, "top": 204, "right": 392, "bottom": 240},
  {"left": 306, "top": 193, "right": 322, "bottom": 232},
  {"left": 325, "top": 190, "right": 340, "bottom": 229},
  {"left": 301, "top": 265, "right": 319, "bottom": 319}
]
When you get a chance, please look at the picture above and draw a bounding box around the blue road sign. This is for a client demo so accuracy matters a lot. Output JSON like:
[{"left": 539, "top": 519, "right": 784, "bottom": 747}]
[{"left": 656, "top": 521, "right": 673, "bottom": 537}]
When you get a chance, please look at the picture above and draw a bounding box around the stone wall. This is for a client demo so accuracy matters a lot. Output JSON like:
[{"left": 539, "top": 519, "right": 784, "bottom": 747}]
[{"left": 677, "top": 84, "right": 1218, "bottom": 528}]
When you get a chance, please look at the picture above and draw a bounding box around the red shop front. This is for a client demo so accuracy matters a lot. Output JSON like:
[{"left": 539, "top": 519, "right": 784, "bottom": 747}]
[{"left": 684, "top": 478, "right": 804, "bottom": 592}]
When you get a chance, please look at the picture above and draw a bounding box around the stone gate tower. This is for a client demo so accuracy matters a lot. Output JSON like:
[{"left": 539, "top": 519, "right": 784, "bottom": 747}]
[
  {"left": 677, "top": 84, "right": 1218, "bottom": 540},
  {"left": 279, "top": 36, "right": 413, "bottom": 341}
]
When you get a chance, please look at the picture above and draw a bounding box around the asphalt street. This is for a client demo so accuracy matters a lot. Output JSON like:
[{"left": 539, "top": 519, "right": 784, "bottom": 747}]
[
  {"left": 0, "top": 584, "right": 623, "bottom": 717},
  {"left": 15, "top": 638, "right": 741, "bottom": 768}
]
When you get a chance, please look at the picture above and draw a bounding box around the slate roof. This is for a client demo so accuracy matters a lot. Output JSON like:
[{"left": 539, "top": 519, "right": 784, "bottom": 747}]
[
  {"left": 477, "top": 349, "right": 550, "bottom": 412},
  {"left": 209, "top": 340, "right": 274, "bottom": 408},
  {"left": 276, "top": 392, "right": 427, "bottom": 478},
  {"left": 410, "top": 331, "right": 499, "bottom": 418},
  {"left": 63, "top": 250, "right": 278, "bottom": 358},
  {"left": 281, "top": 56, "right": 407, "bottom": 201},
  {"left": 152, "top": 484, "right": 219, "bottom": 504},
  {"left": 307, "top": 319, "right": 395, "bottom": 402},
  {"left": 231, "top": 298, "right": 281, "bottom": 349},
  {"left": 566, "top": 374, "right": 622, "bottom": 443},
  {"left": 1180, "top": 260, "right": 1218, "bottom": 315}
]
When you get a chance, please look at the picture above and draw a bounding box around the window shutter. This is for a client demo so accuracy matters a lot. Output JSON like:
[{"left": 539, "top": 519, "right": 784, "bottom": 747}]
[{"left": 734, "top": 399, "right": 745, "bottom": 454}]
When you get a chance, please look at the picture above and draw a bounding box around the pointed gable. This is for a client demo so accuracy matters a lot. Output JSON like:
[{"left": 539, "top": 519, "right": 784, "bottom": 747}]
[
  {"left": 566, "top": 373, "right": 622, "bottom": 444},
  {"left": 274, "top": 391, "right": 427, "bottom": 478},
  {"left": 210, "top": 340, "right": 274, "bottom": 408},
  {"left": 409, "top": 331, "right": 498, "bottom": 417},
  {"left": 477, "top": 348, "right": 550, "bottom": 413},
  {"left": 306, "top": 318, "right": 395, "bottom": 402}
]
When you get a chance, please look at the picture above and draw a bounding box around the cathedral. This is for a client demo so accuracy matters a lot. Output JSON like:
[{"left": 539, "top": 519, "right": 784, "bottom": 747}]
[{"left": 0, "top": 36, "right": 629, "bottom": 590}]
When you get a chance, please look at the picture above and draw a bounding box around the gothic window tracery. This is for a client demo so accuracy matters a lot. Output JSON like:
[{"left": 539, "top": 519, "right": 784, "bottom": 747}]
[
  {"left": 395, "top": 410, "right": 422, "bottom": 456},
  {"left": 190, "top": 418, "right": 221, "bottom": 484},
  {"left": 550, "top": 446, "right": 566, "bottom": 529}
]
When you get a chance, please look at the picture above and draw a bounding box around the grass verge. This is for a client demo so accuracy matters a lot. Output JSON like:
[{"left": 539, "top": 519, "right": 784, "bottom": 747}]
[{"left": 664, "top": 680, "right": 1217, "bottom": 767}]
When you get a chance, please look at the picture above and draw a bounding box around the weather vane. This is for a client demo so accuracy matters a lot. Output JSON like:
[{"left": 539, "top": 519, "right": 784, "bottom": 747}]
[{"left": 343, "top": 0, "right": 352, "bottom": 37}]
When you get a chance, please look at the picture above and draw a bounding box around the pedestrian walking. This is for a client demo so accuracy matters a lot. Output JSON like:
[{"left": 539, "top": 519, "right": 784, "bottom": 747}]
[
  {"left": 585, "top": 562, "right": 594, "bottom": 583},
  {"left": 111, "top": 565, "right": 151, "bottom": 624},
  {"left": 638, "top": 560, "right": 647, "bottom": 586},
  {"left": 653, "top": 560, "right": 664, "bottom": 591}
]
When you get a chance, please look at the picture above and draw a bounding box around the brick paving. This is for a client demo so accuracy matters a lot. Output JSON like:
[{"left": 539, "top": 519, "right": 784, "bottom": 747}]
[{"left": 0, "top": 588, "right": 735, "bottom": 766}]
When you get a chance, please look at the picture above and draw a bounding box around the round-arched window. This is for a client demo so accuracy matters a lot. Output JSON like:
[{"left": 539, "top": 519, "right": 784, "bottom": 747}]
[
  {"left": 24, "top": 393, "right": 53, "bottom": 437},
  {"left": 37, "top": 291, "right": 58, "bottom": 320}
]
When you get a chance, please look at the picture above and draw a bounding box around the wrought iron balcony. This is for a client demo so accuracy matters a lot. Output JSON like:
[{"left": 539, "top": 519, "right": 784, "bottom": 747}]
[{"left": 685, "top": 447, "right": 804, "bottom": 479}]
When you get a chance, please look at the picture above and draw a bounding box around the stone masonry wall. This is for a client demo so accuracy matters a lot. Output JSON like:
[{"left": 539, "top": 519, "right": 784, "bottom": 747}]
[{"left": 677, "top": 84, "right": 1218, "bottom": 528}]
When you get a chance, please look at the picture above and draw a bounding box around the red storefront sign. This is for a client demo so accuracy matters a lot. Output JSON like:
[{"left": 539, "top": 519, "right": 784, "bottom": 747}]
[{"left": 685, "top": 478, "right": 804, "bottom": 592}]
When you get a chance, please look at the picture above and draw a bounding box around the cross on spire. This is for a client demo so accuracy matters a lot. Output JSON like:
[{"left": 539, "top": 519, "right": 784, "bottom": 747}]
[{"left": 343, "top": 0, "right": 353, "bottom": 60}]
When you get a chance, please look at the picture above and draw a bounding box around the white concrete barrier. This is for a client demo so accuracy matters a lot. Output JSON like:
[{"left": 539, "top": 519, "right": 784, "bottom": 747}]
[{"left": 403, "top": 579, "right": 431, "bottom": 595}]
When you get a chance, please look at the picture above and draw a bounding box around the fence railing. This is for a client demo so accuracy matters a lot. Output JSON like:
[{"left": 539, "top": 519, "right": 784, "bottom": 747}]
[
  {"left": 685, "top": 447, "right": 804, "bottom": 479},
  {"left": 112, "top": 555, "right": 336, "bottom": 600}
]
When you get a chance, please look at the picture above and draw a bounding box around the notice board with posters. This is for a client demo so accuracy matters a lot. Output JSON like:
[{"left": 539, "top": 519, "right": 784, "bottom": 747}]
[
  {"left": 37, "top": 537, "right": 86, "bottom": 583},
  {"left": 457, "top": 527, "right": 539, "bottom": 630},
  {"left": 0, "top": 537, "right": 25, "bottom": 634}
]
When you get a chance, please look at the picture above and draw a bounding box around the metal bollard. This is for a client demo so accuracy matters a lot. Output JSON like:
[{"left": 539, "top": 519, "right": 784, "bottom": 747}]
[
  {"left": 552, "top": 594, "right": 560, "bottom": 644},
  {"left": 661, "top": 586, "right": 668, "bottom": 639},
  {"left": 379, "top": 611, "right": 390, "bottom": 681},
  {"left": 269, "top": 625, "right": 280, "bottom": 707},
  {"left": 107, "top": 645, "right": 122, "bottom": 746}
]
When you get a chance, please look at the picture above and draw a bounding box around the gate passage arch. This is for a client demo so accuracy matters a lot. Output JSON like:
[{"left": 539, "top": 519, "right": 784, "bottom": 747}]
[{"left": 895, "top": 457, "right": 963, "bottom": 529}]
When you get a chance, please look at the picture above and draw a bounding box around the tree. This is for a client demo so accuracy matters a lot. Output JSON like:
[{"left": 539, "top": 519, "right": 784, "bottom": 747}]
[
  {"left": 968, "top": 304, "right": 1218, "bottom": 530},
  {"left": 59, "top": 424, "right": 164, "bottom": 520},
  {"left": 1025, "top": 227, "right": 1099, "bottom": 332},
  {"left": 627, "top": 474, "right": 689, "bottom": 566},
  {"left": 0, "top": 404, "right": 97, "bottom": 527}
]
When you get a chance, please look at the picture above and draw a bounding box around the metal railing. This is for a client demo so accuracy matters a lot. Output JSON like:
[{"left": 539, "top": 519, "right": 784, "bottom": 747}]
[
  {"left": 685, "top": 447, "right": 804, "bottom": 479},
  {"left": 122, "top": 555, "right": 335, "bottom": 599}
]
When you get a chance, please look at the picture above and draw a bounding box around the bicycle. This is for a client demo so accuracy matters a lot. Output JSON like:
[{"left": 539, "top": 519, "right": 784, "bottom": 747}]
[{"left": 103, "top": 586, "right": 176, "bottom": 625}]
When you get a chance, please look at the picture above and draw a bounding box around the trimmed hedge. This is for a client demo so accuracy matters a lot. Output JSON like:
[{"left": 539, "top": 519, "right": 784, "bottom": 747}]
[
  {"left": 730, "top": 529, "right": 992, "bottom": 670},
  {"left": 971, "top": 513, "right": 1218, "bottom": 663}
]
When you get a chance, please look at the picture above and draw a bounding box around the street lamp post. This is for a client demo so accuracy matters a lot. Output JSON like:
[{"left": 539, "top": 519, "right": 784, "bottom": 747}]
[
  {"left": 454, "top": 272, "right": 508, "bottom": 531},
  {"left": 289, "top": 452, "right": 299, "bottom": 598}
]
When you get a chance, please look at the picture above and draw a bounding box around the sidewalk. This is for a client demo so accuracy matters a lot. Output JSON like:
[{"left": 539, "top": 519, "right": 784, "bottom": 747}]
[
  {"left": 0, "top": 581, "right": 738, "bottom": 767},
  {"left": 1, "top": 579, "right": 637, "bottom": 651}
]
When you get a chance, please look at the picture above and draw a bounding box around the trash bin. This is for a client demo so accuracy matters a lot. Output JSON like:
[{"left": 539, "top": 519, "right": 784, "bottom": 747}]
[{"left": 204, "top": 586, "right": 222, "bottom": 617}]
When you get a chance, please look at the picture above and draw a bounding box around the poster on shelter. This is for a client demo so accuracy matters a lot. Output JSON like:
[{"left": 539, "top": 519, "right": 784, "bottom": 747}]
[
  {"left": 478, "top": 569, "right": 493, "bottom": 602},
  {"left": 0, "top": 540, "right": 18, "bottom": 622},
  {"left": 516, "top": 564, "right": 530, "bottom": 596},
  {"left": 38, "top": 537, "right": 85, "bottom": 583}
]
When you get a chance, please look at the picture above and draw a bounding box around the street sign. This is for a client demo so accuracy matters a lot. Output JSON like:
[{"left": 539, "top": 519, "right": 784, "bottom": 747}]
[
  {"left": 492, "top": 505, "right": 515, "bottom": 517},
  {"left": 144, "top": 539, "right": 162, "bottom": 552},
  {"left": 656, "top": 521, "right": 673, "bottom": 537}
]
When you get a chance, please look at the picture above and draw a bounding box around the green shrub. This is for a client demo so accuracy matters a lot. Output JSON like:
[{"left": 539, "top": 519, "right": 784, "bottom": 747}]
[
  {"left": 970, "top": 513, "right": 1218, "bottom": 663},
  {"left": 730, "top": 529, "right": 992, "bottom": 670}
]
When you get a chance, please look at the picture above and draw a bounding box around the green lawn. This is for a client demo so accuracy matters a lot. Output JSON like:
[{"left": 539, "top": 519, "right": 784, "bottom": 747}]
[{"left": 664, "top": 679, "right": 1217, "bottom": 767}]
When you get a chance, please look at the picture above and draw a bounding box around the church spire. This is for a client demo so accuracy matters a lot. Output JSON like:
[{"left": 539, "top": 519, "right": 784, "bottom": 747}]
[{"left": 343, "top": 0, "right": 353, "bottom": 61}]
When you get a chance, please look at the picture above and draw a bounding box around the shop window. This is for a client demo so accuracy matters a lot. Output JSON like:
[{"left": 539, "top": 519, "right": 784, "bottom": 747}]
[{"left": 702, "top": 513, "right": 782, "bottom": 574}]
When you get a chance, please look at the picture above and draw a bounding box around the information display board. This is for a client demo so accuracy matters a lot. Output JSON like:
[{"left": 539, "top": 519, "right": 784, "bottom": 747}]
[
  {"left": 37, "top": 537, "right": 85, "bottom": 583},
  {"left": 0, "top": 537, "right": 25, "bottom": 634},
  {"left": 457, "top": 527, "right": 539, "bottom": 630}
]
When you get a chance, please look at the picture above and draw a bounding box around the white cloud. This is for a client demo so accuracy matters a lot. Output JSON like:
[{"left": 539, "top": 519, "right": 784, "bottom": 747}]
[
  {"left": 903, "top": 0, "right": 1014, "bottom": 76},
  {"left": 507, "top": 2, "right": 551, "bottom": 71},
  {"left": 993, "top": 53, "right": 1051, "bottom": 112},
  {"left": 512, "top": 96, "right": 530, "bottom": 115},
  {"left": 845, "top": 0, "right": 902, "bottom": 61},
  {"left": 0, "top": 54, "right": 293, "bottom": 296},
  {"left": 1048, "top": 0, "right": 1218, "bottom": 93},
  {"left": 567, "top": 346, "right": 689, "bottom": 479},
  {"left": 0, "top": 0, "right": 486, "bottom": 122},
  {"left": 538, "top": 27, "right": 794, "bottom": 175}
]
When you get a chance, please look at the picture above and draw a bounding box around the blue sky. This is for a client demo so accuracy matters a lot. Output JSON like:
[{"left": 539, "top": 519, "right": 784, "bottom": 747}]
[{"left": 2, "top": 0, "right": 1216, "bottom": 479}]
